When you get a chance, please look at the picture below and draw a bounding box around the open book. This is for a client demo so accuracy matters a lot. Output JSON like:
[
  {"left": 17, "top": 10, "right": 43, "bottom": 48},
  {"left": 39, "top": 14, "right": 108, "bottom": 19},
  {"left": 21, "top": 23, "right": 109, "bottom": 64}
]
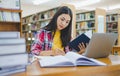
[{"left": 38, "top": 52, "right": 106, "bottom": 67}]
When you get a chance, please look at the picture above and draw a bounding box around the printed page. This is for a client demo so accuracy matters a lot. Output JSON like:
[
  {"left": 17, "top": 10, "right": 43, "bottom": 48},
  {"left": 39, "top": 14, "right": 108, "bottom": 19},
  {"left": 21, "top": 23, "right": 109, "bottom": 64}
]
[
  {"left": 65, "top": 52, "right": 86, "bottom": 65},
  {"left": 76, "top": 57, "right": 106, "bottom": 66},
  {"left": 39, "top": 55, "right": 75, "bottom": 67},
  {"left": 65, "top": 52, "right": 106, "bottom": 66},
  {"left": 84, "top": 30, "right": 92, "bottom": 39}
]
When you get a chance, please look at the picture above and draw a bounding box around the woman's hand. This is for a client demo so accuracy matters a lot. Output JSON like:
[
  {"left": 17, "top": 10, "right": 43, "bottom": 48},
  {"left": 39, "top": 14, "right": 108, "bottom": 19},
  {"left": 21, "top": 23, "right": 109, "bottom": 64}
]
[
  {"left": 39, "top": 49, "right": 65, "bottom": 56},
  {"left": 39, "top": 51, "right": 54, "bottom": 56},
  {"left": 78, "top": 42, "right": 87, "bottom": 54},
  {"left": 54, "top": 49, "right": 65, "bottom": 56}
]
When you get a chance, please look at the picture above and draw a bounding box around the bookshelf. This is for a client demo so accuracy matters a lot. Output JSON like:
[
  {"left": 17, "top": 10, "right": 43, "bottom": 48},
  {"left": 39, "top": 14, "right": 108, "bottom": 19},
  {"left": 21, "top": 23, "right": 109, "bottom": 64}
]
[
  {"left": 106, "top": 9, "right": 120, "bottom": 45},
  {"left": 0, "top": 0, "right": 22, "bottom": 37},
  {"left": 76, "top": 8, "right": 106, "bottom": 36}
]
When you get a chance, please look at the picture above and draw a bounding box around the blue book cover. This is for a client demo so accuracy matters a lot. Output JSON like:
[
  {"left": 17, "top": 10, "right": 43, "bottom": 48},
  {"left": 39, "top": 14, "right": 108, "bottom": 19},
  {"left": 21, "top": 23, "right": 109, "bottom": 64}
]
[{"left": 68, "top": 33, "right": 90, "bottom": 52}]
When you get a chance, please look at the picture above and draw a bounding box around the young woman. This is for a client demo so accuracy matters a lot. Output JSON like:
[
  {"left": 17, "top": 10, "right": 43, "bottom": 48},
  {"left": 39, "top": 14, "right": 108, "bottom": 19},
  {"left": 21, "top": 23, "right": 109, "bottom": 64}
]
[{"left": 31, "top": 6, "right": 86, "bottom": 56}]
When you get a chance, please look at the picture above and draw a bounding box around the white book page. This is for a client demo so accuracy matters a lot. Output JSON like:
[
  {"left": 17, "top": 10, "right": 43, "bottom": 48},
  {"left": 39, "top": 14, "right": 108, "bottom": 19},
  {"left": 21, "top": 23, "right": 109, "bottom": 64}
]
[
  {"left": 65, "top": 52, "right": 106, "bottom": 66},
  {"left": 65, "top": 52, "right": 86, "bottom": 64},
  {"left": 34, "top": 55, "right": 52, "bottom": 59},
  {"left": 39, "top": 55, "right": 74, "bottom": 67},
  {"left": 76, "top": 57, "right": 106, "bottom": 66},
  {"left": 84, "top": 30, "right": 92, "bottom": 39}
]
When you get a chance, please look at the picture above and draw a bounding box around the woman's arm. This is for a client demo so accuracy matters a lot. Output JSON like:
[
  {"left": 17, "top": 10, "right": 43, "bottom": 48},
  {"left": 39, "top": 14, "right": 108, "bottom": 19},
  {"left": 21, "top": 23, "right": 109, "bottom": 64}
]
[
  {"left": 39, "top": 49, "right": 65, "bottom": 56},
  {"left": 65, "top": 42, "right": 87, "bottom": 54},
  {"left": 31, "top": 29, "right": 66, "bottom": 56},
  {"left": 39, "top": 51, "right": 54, "bottom": 56},
  {"left": 31, "top": 29, "right": 44, "bottom": 55}
]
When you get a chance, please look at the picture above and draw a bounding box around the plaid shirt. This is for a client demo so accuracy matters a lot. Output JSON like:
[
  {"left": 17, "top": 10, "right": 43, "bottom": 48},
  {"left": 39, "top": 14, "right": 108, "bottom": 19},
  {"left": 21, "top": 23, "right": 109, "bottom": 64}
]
[{"left": 31, "top": 29, "right": 70, "bottom": 55}]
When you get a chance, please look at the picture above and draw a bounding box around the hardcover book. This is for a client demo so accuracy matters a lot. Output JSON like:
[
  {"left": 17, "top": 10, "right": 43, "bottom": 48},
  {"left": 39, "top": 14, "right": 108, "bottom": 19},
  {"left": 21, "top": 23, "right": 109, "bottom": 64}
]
[{"left": 69, "top": 33, "right": 90, "bottom": 52}]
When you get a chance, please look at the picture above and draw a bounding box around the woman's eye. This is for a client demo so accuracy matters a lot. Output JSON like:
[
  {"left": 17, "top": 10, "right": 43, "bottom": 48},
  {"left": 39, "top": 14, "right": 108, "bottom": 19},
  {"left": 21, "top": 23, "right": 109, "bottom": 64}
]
[
  {"left": 61, "top": 18, "right": 64, "bottom": 21},
  {"left": 66, "top": 21, "right": 69, "bottom": 24}
]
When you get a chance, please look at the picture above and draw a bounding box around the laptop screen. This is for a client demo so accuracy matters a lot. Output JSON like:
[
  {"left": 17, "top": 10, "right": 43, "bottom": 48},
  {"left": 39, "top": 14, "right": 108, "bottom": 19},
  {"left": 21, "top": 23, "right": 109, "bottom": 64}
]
[{"left": 84, "top": 33, "right": 118, "bottom": 58}]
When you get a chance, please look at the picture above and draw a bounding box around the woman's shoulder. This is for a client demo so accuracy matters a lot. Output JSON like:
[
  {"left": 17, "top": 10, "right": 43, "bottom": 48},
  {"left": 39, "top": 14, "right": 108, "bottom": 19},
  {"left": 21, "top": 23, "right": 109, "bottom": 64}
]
[
  {"left": 38, "top": 28, "right": 51, "bottom": 34},
  {"left": 38, "top": 28, "right": 45, "bottom": 32}
]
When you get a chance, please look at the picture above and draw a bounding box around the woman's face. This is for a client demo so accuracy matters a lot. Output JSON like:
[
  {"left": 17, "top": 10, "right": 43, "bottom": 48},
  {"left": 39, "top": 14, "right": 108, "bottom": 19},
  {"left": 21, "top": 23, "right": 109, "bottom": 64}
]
[{"left": 57, "top": 14, "right": 71, "bottom": 30}]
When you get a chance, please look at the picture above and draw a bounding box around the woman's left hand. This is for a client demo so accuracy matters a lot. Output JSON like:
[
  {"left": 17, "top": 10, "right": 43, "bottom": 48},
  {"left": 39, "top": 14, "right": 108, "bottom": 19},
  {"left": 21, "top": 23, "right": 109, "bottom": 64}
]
[{"left": 78, "top": 42, "right": 86, "bottom": 54}]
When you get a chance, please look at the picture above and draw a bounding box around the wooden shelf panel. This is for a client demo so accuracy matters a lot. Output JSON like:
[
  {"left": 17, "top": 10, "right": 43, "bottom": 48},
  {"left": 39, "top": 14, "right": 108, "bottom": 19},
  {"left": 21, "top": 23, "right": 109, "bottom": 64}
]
[
  {"left": 0, "top": 21, "right": 21, "bottom": 23},
  {"left": 0, "top": 8, "right": 22, "bottom": 12},
  {"left": 0, "top": 22, "right": 20, "bottom": 31}
]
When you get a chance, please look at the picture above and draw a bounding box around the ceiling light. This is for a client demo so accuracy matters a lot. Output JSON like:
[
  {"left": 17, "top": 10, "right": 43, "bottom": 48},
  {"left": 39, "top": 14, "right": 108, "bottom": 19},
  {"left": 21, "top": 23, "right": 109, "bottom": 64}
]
[
  {"left": 33, "top": 0, "right": 51, "bottom": 5},
  {"left": 68, "top": 0, "right": 101, "bottom": 8},
  {"left": 106, "top": 4, "right": 120, "bottom": 10}
]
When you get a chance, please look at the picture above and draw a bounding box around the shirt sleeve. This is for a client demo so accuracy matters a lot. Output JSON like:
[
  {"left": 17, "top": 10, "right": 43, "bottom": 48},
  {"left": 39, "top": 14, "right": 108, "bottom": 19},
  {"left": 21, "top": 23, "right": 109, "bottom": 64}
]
[
  {"left": 64, "top": 37, "right": 73, "bottom": 53},
  {"left": 31, "top": 29, "right": 44, "bottom": 55}
]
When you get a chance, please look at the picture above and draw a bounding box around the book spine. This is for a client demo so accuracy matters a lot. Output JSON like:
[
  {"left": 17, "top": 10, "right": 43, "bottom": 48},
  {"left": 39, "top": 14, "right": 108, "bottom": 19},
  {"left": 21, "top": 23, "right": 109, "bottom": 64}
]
[
  {"left": 0, "top": 68, "right": 26, "bottom": 76},
  {"left": 0, "top": 65, "right": 26, "bottom": 73}
]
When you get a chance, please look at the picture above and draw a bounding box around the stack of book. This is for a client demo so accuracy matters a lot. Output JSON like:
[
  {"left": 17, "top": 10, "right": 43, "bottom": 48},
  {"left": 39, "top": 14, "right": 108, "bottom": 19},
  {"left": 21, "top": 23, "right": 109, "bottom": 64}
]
[{"left": 0, "top": 32, "right": 28, "bottom": 76}]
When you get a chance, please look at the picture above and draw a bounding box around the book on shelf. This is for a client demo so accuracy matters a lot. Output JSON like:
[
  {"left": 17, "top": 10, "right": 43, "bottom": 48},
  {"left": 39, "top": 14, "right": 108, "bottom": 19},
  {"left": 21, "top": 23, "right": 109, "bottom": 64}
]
[
  {"left": 12, "top": 12, "right": 20, "bottom": 22},
  {"left": 0, "top": 32, "right": 20, "bottom": 39},
  {"left": 2, "top": 11, "right": 13, "bottom": 22},
  {"left": 0, "top": 53, "right": 28, "bottom": 68},
  {"left": 0, "top": 12, "right": 3, "bottom": 21},
  {"left": 39, "top": 52, "right": 106, "bottom": 67},
  {"left": 68, "top": 30, "right": 92, "bottom": 52},
  {"left": 0, "top": 0, "right": 20, "bottom": 9},
  {"left": 0, "top": 11, "right": 20, "bottom": 22}
]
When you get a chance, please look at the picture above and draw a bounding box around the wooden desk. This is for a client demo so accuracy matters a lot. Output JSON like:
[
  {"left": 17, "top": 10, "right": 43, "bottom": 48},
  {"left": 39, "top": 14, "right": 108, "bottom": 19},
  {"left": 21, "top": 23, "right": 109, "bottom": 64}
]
[
  {"left": 112, "top": 45, "right": 120, "bottom": 55},
  {"left": 12, "top": 55, "right": 120, "bottom": 76}
]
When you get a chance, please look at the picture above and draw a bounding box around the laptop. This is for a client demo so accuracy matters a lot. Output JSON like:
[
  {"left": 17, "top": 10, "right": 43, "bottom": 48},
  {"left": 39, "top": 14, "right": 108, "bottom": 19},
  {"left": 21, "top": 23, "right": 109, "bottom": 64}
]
[{"left": 83, "top": 33, "right": 118, "bottom": 58}]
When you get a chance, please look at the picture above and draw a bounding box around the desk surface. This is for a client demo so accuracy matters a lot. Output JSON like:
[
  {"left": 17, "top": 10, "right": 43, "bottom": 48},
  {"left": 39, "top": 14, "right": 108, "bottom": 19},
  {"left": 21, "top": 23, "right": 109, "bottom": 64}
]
[{"left": 12, "top": 55, "right": 120, "bottom": 76}]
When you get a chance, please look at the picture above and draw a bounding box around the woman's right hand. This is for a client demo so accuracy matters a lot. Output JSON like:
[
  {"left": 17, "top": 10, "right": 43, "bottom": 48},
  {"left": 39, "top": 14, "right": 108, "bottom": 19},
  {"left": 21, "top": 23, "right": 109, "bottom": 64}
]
[
  {"left": 39, "top": 51, "right": 54, "bottom": 56},
  {"left": 54, "top": 49, "right": 65, "bottom": 56},
  {"left": 39, "top": 49, "right": 65, "bottom": 56}
]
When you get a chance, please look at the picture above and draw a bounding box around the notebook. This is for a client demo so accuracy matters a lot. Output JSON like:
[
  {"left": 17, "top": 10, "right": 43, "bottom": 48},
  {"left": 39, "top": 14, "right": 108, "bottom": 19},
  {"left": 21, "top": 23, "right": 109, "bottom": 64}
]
[{"left": 83, "top": 33, "right": 118, "bottom": 58}]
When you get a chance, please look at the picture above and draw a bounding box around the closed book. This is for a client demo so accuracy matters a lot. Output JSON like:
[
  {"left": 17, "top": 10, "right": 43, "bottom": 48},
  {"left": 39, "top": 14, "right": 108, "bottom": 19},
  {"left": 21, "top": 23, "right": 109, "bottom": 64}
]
[
  {"left": 69, "top": 33, "right": 90, "bottom": 52},
  {"left": 0, "top": 65, "right": 26, "bottom": 73},
  {"left": 0, "top": 53, "right": 28, "bottom": 68},
  {"left": 0, "top": 38, "right": 25, "bottom": 45},
  {"left": 0, "top": 32, "right": 20, "bottom": 39},
  {"left": 0, "top": 67, "right": 26, "bottom": 76},
  {"left": 0, "top": 44, "right": 26, "bottom": 55}
]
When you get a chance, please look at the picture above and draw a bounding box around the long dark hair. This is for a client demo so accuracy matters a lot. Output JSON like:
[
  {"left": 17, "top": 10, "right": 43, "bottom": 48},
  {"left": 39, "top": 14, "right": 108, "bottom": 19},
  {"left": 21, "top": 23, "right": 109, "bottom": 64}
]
[{"left": 44, "top": 6, "right": 73, "bottom": 47}]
